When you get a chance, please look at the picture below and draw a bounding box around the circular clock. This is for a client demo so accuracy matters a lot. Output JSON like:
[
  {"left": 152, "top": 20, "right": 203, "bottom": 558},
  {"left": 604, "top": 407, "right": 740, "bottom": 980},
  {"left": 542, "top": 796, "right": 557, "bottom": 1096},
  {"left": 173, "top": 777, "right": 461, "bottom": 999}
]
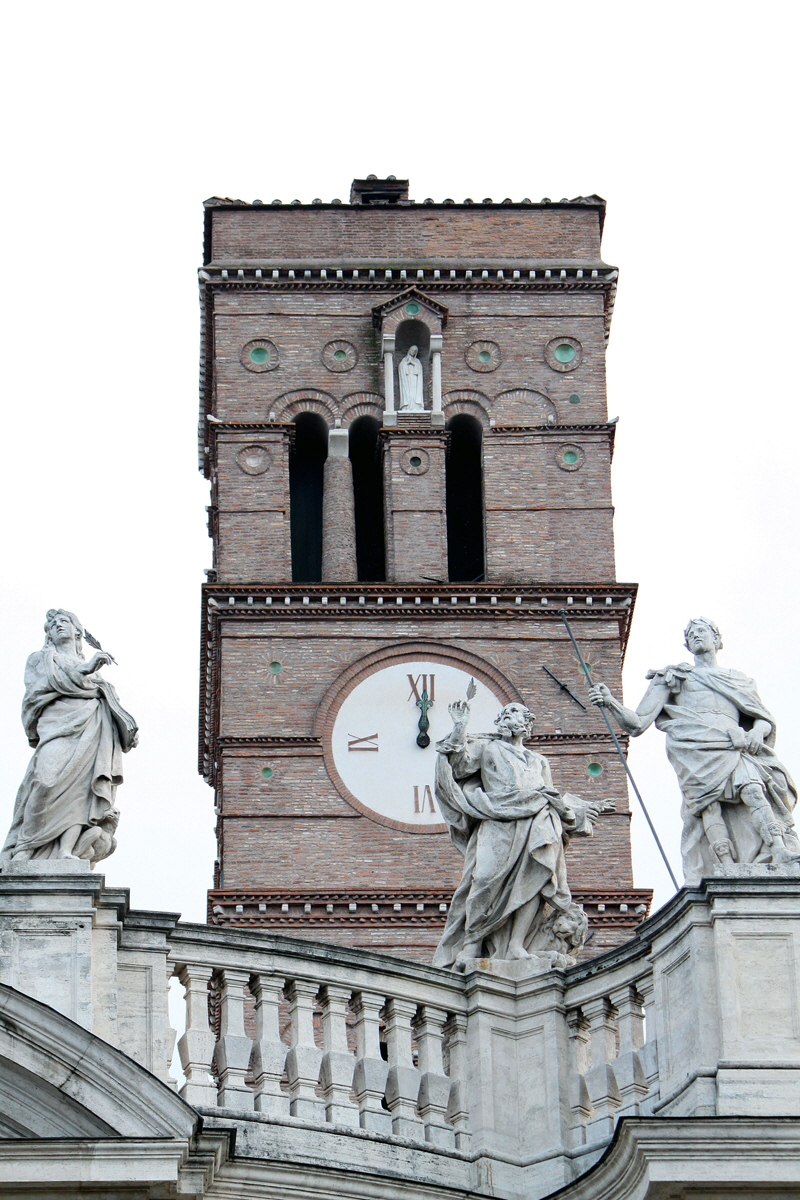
[{"left": 326, "top": 659, "right": 509, "bottom": 833}]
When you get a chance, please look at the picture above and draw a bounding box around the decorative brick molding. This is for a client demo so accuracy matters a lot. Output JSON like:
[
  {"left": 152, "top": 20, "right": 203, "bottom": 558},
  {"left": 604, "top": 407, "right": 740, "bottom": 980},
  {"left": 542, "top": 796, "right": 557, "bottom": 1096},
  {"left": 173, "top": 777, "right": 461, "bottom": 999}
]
[
  {"left": 465, "top": 340, "right": 501, "bottom": 372},
  {"left": 544, "top": 335, "right": 583, "bottom": 373},
  {"left": 555, "top": 443, "right": 586, "bottom": 471},
  {"left": 273, "top": 389, "right": 339, "bottom": 423},
  {"left": 442, "top": 390, "right": 491, "bottom": 426},
  {"left": 340, "top": 392, "right": 383, "bottom": 424},
  {"left": 235, "top": 445, "right": 272, "bottom": 475},
  {"left": 240, "top": 338, "right": 279, "bottom": 372},
  {"left": 372, "top": 287, "right": 449, "bottom": 333},
  {"left": 493, "top": 388, "right": 557, "bottom": 425},
  {"left": 199, "top": 583, "right": 637, "bottom": 784},
  {"left": 399, "top": 448, "right": 430, "bottom": 475},
  {"left": 206, "top": 886, "right": 653, "bottom": 937},
  {"left": 322, "top": 340, "right": 358, "bottom": 372}
]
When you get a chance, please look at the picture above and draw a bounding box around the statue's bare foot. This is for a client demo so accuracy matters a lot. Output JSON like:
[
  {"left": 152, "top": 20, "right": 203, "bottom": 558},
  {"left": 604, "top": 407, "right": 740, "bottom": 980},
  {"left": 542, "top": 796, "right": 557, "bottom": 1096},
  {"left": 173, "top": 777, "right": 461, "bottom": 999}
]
[
  {"left": 454, "top": 954, "right": 472, "bottom": 973},
  {"left": 505, "top": 945, "right": 531, "bottom": 961},
  {"left": 11, "top": 849, "right": 33, "bottom": 861}
]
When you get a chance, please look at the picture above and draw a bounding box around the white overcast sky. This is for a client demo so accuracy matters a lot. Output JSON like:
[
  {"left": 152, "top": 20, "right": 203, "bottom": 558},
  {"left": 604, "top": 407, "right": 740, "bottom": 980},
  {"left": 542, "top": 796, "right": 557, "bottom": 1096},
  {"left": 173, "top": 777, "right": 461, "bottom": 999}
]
[{"left": 0, "top": 3, "right": 797, "bottom": 920}]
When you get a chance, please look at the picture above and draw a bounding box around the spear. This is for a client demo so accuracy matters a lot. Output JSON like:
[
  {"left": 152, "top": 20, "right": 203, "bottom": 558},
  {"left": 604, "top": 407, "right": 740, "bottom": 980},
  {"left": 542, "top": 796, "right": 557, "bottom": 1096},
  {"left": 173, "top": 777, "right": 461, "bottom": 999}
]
[{"left": 558, "top": 609, "right": 679, "bottom": 891}]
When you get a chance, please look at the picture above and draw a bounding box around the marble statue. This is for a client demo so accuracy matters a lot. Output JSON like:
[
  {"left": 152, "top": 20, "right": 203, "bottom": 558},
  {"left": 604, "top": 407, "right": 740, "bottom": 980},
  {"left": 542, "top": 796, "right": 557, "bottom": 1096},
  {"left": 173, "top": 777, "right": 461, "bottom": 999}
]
[
  {"left": 432, "top": 696, "right": 610, "bottom": 973},
  {"left": 1, "top": 609, "right": 138, "bottom": 865},
  {"left": 398, "top": 345, "right": 424, "bottom": 411},
  {"left": 590, "top": 617, "right": 800, "bottom": 883}
]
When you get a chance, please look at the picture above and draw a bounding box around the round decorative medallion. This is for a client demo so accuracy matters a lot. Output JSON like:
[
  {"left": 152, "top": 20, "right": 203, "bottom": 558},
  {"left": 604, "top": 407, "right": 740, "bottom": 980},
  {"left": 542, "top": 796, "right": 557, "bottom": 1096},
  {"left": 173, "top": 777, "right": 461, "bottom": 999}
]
[
  {"left": 400, "top": 448, "right": 430, "bottom": 475},
  {"left": 555, "top": 444, "right": 585, "bottom": 472},
  {"left": 465, "top": 340, "right": 501, "bottom": 373},
  {"left": 544, "top": 336, "right": 583, "bottom": 373},
  {"left": 322, "top": 340, "right": 358, "bottom": 372},
  {"left": 236, "top": 444, "right": 272, "bottom": 475},
  {"left": 241, "top": 339, "right": 279, "bottom": 373}
]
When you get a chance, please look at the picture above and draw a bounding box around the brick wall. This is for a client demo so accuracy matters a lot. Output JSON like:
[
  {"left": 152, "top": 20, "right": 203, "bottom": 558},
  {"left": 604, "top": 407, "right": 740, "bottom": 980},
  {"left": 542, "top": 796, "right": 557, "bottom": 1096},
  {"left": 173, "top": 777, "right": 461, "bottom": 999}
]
[
  {"left": 207, "top": 203, "right": 605, "bottom": 265},
  {"left": 199, "top": 187, "right": 648, "bottom": 959}
]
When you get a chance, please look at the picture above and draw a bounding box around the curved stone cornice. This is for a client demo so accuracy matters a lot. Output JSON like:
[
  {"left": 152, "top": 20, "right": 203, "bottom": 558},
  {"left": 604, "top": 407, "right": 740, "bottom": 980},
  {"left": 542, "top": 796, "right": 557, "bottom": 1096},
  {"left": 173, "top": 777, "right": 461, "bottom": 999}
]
[{"left": 0, "top": 982, "right": 197, "bottom": 1140}]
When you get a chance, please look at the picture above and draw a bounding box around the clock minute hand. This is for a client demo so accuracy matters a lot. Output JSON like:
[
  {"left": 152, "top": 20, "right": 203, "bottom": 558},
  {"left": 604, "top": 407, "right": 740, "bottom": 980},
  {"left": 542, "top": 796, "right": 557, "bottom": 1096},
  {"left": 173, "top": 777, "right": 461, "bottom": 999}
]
[
  {"left": 416, "top": 689, "right": 433, "bottom": 748},
  {"left": 541, "top": 665, "right": 587, "bottom": 711}
]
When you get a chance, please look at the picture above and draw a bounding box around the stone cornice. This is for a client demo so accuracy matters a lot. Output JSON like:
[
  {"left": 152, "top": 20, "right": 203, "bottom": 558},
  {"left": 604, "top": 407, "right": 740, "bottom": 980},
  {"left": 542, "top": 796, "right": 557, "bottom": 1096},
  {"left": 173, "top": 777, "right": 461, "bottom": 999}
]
[
  {"left": 197, "top": 267, "right": 618, "bottom": 456},
  {"left": 371, "top": 286, "right": 450, "bottom": 327},
  {"left": 207, "top": 887, "right": 652, "bottom": 931},
  {"left": 198, "top": 583, "right": 637, "bottom": 782}
]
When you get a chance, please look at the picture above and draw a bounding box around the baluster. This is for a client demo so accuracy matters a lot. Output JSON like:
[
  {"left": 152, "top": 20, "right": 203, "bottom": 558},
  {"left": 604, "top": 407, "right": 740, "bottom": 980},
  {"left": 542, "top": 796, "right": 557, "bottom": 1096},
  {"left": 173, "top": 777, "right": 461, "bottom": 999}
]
[
  {"left": 566, "top": 1008, "right": 592, "bottom": 1147},
  {"left": 176, "top": 964, "right": 217, "bottom": 1106},
  {"left": 319, "top": 984, "right": 358, "bottom": 1126},
  {"left": 443, "top": 1014, "right": 471, "bottom": 1151},
  {"left": 213, "top": 968, "right": 254, "bottom": 1111},
  {"left": 636, "top": 973, "right": 659, "bottom": 1114},
  {"left": 414, "top": 1005, "right": 455, "bottom": 1148},
  {"left": 250, "top": 973, "right": 289, "bottom": 1116},
  {"left": 284, "top": 979, "right": 324, "bottom": 1119},
  {"left": 582, "top": 996, "right": 621, "bottom": 1139},
  {"left": 165, "top": 962, "right": 178, "bottom": 1089},
  {"left": 383, "top": 997, "right": 423, "bottom": 1139},
  {"left": 351, "top": 990, "right": 391, "bottom": 1134},
  {"left": 610, "top": 983, "right": 648, "bottom": 1116}
]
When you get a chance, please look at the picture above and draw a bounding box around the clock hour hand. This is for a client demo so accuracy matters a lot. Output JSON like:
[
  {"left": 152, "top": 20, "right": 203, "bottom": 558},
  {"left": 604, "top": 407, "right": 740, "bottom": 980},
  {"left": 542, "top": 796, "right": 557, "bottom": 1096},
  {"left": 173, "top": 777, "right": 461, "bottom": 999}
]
[
  {"left": 541, "top": 665, "right": 587, "bottom": 711},
  {"left": 416, "top": 689, "right": 433, "bottom": 748}
]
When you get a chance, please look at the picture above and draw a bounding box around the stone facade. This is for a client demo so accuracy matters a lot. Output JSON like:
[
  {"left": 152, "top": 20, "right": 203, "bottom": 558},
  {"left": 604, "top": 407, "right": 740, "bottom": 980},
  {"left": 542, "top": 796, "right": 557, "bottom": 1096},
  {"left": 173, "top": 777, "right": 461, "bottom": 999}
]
[
  {"left": 2, "top": 866, "right": 799, "bottom": 1197},
  {"left": 199, "top": 180, "right": 647, "bottom": 957}
]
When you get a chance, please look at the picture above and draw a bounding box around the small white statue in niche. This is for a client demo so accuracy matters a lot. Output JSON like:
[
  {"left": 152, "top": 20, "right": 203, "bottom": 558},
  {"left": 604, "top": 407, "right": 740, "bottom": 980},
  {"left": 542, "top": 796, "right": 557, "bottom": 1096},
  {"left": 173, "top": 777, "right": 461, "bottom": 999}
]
[{"left": 398, "top": 345, "right": 425, "bottom": 411}]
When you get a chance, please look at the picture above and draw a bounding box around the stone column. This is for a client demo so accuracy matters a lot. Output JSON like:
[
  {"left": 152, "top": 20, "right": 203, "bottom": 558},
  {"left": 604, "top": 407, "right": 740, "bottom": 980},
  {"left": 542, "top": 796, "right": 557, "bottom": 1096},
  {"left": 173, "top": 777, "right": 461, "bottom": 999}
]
[
  {"left": 430, "top": 333, "right": 444, "bottom": 427},
  {"left": 382, "top": 334, "right": 397, "bottom": 426},
  {"left": 321, "top": 426, "right": 357, "bottom": 581}
]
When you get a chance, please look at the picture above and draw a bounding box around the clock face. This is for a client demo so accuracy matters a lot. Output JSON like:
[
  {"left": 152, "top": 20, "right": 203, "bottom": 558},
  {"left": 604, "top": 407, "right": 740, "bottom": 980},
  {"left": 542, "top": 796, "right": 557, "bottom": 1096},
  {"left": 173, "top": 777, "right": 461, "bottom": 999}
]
[{"left": 328, "top": 659, "right": 508, "bottom": 832}]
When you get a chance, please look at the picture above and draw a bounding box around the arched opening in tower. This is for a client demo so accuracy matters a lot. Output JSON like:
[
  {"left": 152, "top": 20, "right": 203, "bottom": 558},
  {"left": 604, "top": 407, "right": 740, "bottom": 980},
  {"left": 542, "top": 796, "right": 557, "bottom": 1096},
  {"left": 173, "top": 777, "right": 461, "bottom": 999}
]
[
  {"left": 290, "top": 411, "right": 328, "bottom": 582},
  {"left": 349, "top": 415, "right": 385, "bottom": 582},
  {"left": 446, "top": 414, "right": 485, "bottom": 582}
]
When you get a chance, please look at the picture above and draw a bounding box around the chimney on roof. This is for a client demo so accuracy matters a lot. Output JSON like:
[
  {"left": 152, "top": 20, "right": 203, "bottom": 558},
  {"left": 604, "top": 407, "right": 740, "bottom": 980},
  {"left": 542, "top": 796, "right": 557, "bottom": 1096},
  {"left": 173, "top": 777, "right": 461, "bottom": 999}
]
[{"left": 350, "top": 176, "right": 410, "bottom": 205}]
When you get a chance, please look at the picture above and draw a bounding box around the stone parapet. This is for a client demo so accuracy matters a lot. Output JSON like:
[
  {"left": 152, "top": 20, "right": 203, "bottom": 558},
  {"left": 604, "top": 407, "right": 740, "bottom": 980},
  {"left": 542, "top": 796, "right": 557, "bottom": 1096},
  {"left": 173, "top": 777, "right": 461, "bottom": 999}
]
[{"left": 2, "top": 870, "right": 800, "bottom": 1198}]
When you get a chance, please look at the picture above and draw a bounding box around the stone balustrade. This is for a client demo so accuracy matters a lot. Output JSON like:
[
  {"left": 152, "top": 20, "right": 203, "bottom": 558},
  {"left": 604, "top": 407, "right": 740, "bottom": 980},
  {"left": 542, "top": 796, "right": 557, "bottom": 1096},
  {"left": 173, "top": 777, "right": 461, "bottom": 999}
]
[
  {"left": 168, "top": 923, "right": 468, "bottom": 1153},
  {"left": 3, "top": 866, "right": 800, "bottom": 1199},
  {"left": 562, "top": 943, "right": 656, "bottom": 1172}
]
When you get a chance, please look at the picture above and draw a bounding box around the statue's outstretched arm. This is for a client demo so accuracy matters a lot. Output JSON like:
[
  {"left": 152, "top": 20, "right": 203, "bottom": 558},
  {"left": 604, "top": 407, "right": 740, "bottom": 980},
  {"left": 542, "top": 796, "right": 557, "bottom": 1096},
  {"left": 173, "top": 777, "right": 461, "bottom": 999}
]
[
  {"left": 588, "top": 677, "right": 669, "bottom": 736},
  {"left": 444, "top": 699, "right": 470, "bottom": 747}
]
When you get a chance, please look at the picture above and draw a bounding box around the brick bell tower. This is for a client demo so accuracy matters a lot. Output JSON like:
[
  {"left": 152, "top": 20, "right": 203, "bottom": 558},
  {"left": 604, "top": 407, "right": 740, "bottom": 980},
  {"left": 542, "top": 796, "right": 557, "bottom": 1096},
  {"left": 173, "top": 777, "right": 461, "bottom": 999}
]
[{"left": 199, "top": 176, "right": 651, "bottom": 960}]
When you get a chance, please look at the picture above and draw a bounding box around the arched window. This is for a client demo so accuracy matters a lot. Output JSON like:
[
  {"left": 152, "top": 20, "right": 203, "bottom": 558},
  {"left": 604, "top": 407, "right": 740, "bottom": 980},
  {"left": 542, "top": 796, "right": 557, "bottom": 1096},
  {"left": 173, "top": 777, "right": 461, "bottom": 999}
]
[
  {"left": 446, "top": 414, "right": 485, "bottom": 582},
  {"left": 349, "top": 416, "right": 385, "bottom": 581},
  {"left": 290, "top": 412, "right": 328, "bottom": 582}
]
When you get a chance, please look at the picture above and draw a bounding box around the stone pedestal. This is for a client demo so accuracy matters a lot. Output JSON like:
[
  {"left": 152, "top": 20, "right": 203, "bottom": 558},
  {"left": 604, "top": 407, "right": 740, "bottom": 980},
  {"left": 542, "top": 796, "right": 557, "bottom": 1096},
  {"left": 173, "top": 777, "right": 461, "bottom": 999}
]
[
  {"left": 0, "top": 866, "right": 178, "bottom": 1084},
  {"left": 649, "top": 876, "right": 800, "bottom": 1120}
]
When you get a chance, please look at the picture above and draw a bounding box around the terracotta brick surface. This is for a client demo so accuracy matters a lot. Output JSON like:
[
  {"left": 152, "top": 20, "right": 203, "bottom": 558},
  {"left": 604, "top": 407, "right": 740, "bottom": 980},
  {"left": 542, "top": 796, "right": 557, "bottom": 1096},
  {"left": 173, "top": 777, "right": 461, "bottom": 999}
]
[
  {"left": 199, "top": 188, "right": 649, "bottom": 959},
  {"left": 207, "top": 203, "right": 605, "bottom": 265}
]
